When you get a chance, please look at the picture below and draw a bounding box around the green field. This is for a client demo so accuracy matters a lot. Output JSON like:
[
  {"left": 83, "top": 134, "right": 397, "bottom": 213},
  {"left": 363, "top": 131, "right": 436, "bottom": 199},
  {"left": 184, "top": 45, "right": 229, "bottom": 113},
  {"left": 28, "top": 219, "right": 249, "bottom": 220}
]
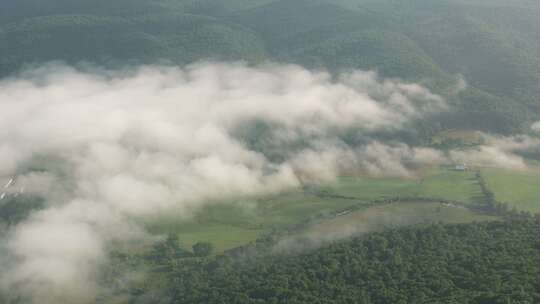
[
  {"left": 299, "top": 201, "right": 497, "bottom": 239},
  {"left": 149, "top": 194, "right": 361, "bottom": 252},
  {"left": 482, "top": 167, "right": 540, "bottom": 213},
  {"left": 416, "top": 169, "right": 483, "bottom": 204},
  {"left": 321, "top": 167, "right": 482, "bottom": 205},
  {"left": 147, "top": 167, "right": 488, "bottom": 252}
]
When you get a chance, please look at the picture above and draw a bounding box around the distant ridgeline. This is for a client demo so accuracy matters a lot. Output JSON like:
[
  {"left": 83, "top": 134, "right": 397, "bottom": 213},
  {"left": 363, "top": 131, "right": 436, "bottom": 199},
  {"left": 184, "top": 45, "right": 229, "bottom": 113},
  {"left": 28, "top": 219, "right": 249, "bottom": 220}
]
[{"left": 1, "top": 0, "right": 540, "bottom": 134}]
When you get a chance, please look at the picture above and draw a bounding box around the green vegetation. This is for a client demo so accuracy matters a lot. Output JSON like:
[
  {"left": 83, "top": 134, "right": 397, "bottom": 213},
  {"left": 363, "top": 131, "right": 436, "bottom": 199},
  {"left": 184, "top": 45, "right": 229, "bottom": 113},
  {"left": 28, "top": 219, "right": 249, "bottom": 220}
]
[
  {"left": 2, "top": 1, "right": 540, "bottom": 302},
  {"left": 192, "top": 242, "right": 214, "bottom": 257},
  {"left": 170, "top": 222, "right": 263, "bottom": 253},
  {"left": 300, "top": 201, "right": 497, "bottom": 238},
  {"left": 0, "top": 13, "right": 268, "bottom": 72},
  {"left": 322, "top": 167, "right": 481, "bottom": 205},
  {"left": 137, "top": 219, "right": 540, "bottom": 303},
  {"left": 146, "top": 167, "right": 487, "bottom": 252},
  {"left": 148, "top": 195, "right": 361, "bottom": 252},
  {"left": 430, "top": 130, "right": 485, "bottom": 149},
  {"left": 319, "top": 176, "right": 419, "bottom": 201},
  {"left": 482, "top": 167, "right": 540, "bottom": 213},
  {"left": 416, "top": 168, "right": 483, "bottom": 204},
  {"left": 2, "top": 0, "right": 540, "bottom": 132},
  {"left": 0, "top": 195, "right": 44, "bottom": 227},
  {"left": 137, "top": 161, "right": 540, "bottom": 259}
]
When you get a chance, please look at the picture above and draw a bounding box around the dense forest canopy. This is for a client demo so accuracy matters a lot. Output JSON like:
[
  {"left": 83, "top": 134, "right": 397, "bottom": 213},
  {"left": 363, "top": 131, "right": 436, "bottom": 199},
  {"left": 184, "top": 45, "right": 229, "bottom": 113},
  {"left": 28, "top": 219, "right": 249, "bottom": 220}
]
[
  {"left": 1, "top": 0, "right": 540, "bottom": 134},
  {"left": 115, "top": 219, "right": 540, "bottom": 304}
]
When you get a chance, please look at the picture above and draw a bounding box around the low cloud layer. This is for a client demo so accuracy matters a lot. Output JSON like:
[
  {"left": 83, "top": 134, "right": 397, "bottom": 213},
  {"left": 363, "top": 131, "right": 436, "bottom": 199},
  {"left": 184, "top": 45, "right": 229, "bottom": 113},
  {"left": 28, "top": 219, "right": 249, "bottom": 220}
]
[
  {"left": 0, "top": 62, "right": 447, "bottom": 303},
  {"left": 532, "top": 121, "right": 540, "bottom": 133},
  {"left": 1, "top": 62, "right": 539, "bottom": 303},
  {"left": 450, "top": 134, "right": 540, "bottom": 170}
]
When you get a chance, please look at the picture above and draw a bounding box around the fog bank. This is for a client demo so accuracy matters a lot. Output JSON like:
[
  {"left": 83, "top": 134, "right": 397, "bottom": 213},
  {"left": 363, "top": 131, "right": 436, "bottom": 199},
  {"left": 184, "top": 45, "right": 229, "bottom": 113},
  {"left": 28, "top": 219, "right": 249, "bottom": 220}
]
[{"left": 0, "top": 62, "right": 447, "bottom": 303}]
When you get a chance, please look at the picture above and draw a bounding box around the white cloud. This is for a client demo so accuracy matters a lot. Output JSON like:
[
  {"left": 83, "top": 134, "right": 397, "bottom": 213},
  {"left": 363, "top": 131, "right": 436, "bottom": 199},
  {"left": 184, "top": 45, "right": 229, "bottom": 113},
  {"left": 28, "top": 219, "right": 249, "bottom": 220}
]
[
  {"left": 449, "top": 134, "right": 540, "bottom": 170},
  {"left": 0, "top": 62, "right": 445, "bottom": 303},
  {"left": 531, "top": 121, "right": 540, "bottom": 132}
]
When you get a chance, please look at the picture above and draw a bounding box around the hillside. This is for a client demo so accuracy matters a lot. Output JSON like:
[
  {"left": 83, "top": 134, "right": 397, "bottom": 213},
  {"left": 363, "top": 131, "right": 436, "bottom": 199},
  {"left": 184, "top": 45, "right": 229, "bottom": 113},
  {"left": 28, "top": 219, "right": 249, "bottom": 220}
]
[
  {"left": 2, "top": 2, "right": 540, "bottom": 303},
  {"left": 1, "top": 0, "right": 540, "bottom": 133}
]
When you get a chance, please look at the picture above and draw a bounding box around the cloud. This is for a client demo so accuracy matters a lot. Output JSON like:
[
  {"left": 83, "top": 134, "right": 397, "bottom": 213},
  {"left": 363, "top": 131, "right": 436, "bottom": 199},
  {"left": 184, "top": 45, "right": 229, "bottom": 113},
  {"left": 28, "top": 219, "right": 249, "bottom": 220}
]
[
  {"left": 449, "top": 134, "right": 540, "bottom": 170},
  {"left": 0, "top": 62, "right": 445, "bottom": 303},
  {"left": 532, "top": 121, "right": 540, "bottom": 132},
  {"left": 355, "top": 142, "right": 445, "bottom": 177},
  {"left": 450, "top": 146, "right": 527, "bottom": 170}
]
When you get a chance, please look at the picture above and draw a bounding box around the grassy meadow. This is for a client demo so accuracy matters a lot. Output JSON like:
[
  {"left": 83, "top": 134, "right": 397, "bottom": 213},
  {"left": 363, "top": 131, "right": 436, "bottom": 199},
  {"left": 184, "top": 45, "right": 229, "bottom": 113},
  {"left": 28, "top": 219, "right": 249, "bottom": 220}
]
[
  {"left": 321, "top": 167, "right": 481, "bottom": 205},
  {"left": 146, "top": 166, "right": 491, "bottom": 252},
  {"left": 148, "top": 194, "right": 361, "bottom": 252},
  {"left": 482, "top": 167, "right": 540, "bottom": 213}
]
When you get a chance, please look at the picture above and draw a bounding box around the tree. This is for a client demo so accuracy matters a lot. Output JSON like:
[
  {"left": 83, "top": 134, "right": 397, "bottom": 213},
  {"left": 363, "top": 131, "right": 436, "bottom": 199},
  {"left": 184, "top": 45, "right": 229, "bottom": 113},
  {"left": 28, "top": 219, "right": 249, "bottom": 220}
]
[{"left": 193, "top": 242, "right": 214, "bottom": 257}]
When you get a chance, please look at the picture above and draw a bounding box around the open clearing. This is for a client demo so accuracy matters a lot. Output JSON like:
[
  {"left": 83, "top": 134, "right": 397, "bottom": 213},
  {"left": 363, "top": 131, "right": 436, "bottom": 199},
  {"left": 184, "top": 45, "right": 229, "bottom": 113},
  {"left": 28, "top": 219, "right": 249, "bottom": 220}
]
[
  {"left": 147, "top": 167, "right": 490, "bottom": 252},
  {"left": 321, "top": 167, "right": 482, "bottom": 205},
  {"left": 149, "top": 194, "right": 361, "bottom": 252},
  {"left": 482, "top": 167, "right": 540, "bottom": 213}
]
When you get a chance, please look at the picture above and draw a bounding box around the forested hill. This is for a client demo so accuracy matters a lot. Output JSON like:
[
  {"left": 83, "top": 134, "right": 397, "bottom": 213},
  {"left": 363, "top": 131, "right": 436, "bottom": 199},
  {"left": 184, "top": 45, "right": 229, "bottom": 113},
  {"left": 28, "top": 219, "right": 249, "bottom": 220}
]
[
  {"left": 1, "top": 0, "right": 540, "bottom": 132},
  {"left": 130, "top": 219, "right": 540, "bottom": 304}
]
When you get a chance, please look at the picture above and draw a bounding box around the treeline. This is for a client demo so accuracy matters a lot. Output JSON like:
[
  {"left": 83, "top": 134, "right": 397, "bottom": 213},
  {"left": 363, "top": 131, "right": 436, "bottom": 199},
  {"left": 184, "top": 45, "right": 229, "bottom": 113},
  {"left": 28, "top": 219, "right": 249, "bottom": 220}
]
[{"left": 128, "top": 219, "right": 540, "bottom": 304}]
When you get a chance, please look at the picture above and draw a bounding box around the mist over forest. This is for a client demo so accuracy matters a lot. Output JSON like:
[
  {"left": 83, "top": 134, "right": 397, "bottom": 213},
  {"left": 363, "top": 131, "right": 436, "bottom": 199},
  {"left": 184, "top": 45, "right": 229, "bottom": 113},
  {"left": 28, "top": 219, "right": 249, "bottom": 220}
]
[{"left": 1, "top": 1, "right": 540, "bottom": 303}]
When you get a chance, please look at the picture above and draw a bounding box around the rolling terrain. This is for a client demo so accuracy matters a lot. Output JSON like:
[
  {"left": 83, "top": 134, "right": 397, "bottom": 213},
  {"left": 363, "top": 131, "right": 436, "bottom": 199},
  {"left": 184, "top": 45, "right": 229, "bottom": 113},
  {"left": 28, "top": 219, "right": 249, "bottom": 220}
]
[
  {"left": 2, "top": 1, "right": 540, "bottom": 303},
  {"left": 2, "top": 0, "right": 540, "bottom": 132}
]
